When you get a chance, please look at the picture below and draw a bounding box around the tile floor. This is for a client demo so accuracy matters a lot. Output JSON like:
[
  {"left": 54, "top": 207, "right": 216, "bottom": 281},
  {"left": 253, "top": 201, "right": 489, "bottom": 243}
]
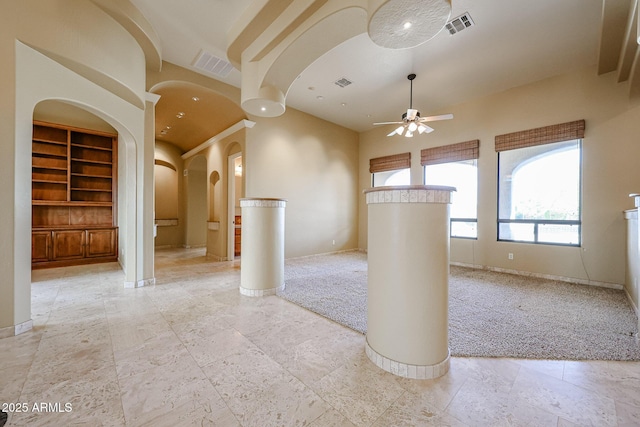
[{"left": 1, "top": 248, "right": 640, "bottom": 426}]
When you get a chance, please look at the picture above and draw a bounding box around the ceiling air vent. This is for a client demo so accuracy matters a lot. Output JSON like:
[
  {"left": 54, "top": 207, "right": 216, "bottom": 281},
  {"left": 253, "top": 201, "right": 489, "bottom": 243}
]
[
  {"left": 446, "top": 12, "right": 474, "bottom": 35},
  {"left": 192, "top": 51, "right": 235, "bottom": 77},
  {"left": 334, "top": 77, "right": 353, "bottom": 88}
]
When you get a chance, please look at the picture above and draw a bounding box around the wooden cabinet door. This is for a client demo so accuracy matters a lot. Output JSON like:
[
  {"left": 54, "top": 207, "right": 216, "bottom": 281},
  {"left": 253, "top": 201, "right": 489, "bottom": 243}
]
[
  {"left": 32, "top": 231, "right": 51, "bottom": 262},
  {"left": 52, "top": 230, "right": 85, "bottom": 260},
  {"left": 86, "top": 228, "right": 116, "bottom": 258}
]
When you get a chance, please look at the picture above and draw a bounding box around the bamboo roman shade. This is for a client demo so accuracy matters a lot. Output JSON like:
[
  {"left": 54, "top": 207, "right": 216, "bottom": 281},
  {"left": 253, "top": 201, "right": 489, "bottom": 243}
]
[
  {"left": 369, "top": 152, "right": 411, "bottom": 173},
  {"left": 495, "top": 119, "right": 585, "bottom": 152},
  {"left": 420, "top": 140, "right": 479, "bottom": 166}
]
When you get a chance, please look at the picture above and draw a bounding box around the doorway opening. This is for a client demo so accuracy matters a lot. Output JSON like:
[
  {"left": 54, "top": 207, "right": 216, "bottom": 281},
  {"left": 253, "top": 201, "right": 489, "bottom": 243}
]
[{"left": 227, "top": 152, "right": 243, "bottom": 260}]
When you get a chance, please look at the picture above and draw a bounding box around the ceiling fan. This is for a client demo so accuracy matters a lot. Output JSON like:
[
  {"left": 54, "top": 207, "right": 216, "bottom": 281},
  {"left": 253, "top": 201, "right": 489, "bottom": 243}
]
[{"left": 374, "top": 73, "right": 453, "bottom": 137}]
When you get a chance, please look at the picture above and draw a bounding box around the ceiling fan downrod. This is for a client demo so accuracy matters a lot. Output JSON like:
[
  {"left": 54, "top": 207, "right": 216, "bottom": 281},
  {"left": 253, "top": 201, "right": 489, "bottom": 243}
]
[{"left": 408, "top": 73, "right": 416, "bottom": 110}]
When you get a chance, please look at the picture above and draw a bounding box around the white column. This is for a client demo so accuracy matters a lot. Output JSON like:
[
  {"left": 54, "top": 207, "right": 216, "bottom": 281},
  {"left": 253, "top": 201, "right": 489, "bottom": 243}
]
[
  {"left": 365, "top": 185, "right": 454, "bottom": 379},
  {"left": 133, "top": 92, "right": 160, "bottom": 287},
  {"left": 239, "top": 198, "right": 286, "bottom": 296}
]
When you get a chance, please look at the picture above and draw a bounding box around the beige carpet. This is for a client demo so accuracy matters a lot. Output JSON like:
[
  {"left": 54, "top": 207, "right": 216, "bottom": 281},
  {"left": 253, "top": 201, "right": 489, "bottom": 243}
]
[{"left": 280, "top": 251, "right": 640, "bottom": 361}]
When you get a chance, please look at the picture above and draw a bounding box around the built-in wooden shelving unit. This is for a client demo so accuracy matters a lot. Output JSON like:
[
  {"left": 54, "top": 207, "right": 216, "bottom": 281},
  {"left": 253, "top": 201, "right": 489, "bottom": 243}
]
[{"left": 31, "top": 121, "right": 118, "bottom": 268}]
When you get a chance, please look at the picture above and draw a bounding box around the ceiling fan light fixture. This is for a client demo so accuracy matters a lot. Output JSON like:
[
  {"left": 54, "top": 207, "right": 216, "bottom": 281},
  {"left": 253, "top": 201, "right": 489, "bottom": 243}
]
[{"left": 373, "top": 74, "right": 453, "bottom": 138}]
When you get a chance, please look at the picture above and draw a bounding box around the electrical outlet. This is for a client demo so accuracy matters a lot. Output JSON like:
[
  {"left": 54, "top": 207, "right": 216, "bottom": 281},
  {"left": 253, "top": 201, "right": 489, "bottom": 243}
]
[{"left": 508, "top": 253, "right": 514, "bottom": 260}]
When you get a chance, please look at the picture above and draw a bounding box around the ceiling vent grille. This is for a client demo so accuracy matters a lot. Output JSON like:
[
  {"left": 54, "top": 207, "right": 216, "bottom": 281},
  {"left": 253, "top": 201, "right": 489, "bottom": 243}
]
[
  {"left": 193, "top": 51, "right": 235, "bottom": 77},
  {"left": 334, "top": 77, "right": 353, "bottom": 88},
  {"left": 446, "top": 12, "right": 474, "bottom": 35}
]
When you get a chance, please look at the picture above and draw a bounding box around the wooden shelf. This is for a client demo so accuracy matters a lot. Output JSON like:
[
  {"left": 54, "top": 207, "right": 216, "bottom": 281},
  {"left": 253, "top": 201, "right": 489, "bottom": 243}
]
[
  {"left": 33, "top": 179, "right": 67, "bottom": 184},
  {"left": 33, "top": 138, "right": 67, "bottom": 146},
  {"left": 33, "top": 165, "right": 67, "bottom": 171},
  {"left": 32, "top": 121, "right": 118, "bottom": 269},
  {"left": 32, "top": 224, "right": 116, "bottom": 230},
  {"left": 71, "top": 187, "right": 113, "bottom": 192},
  {"left": 72, "top": 173, "right": 112, "bottom": 179},
  {"left": 32, "top": 200, "right": 113, "bottom": 207},
  {"left": 71, "top": 143, "right": 112, "bottom": 152},
  {"left": 71, "top": 158, "right": 112, "bottom": 165}
]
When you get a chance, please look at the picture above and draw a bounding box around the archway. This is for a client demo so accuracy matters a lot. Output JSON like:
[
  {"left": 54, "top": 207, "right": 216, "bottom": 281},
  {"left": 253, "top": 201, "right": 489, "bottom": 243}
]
[
  {"left": 227, "top": 150, "right": 243, "bottom": 260},
  {"left": 31, "top": 101, "right": 121, "bottom": 269}
]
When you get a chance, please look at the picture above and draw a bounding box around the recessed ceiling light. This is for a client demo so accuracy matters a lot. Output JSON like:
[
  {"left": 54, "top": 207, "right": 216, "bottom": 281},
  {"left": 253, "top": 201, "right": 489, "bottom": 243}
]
[
  {"left": 260, "top": 106, "right": 266, "bottom": 112},
  {"left": 176, "top": 112, "right": 185, "bottom": 118},
  {"left": 341, "top": 103, "right": 347, "bottom": 107},
  {"left": 192, "top": 96, "right": 200, "bottom": 102},
  {"left": 165, "top": 126, "right": 171, "bottom": 129},
  {"left": 403, "top": 21, "right": 412, "bottom": 29},
  {"left": 317, "top": 96, "right": 324, "bottom": 100}
]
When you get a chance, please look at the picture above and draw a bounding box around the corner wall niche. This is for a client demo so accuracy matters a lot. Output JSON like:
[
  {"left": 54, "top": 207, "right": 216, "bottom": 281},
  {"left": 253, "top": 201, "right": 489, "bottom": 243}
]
[{"left": 31, "top": 121, "right": 118, "bottom": 268}]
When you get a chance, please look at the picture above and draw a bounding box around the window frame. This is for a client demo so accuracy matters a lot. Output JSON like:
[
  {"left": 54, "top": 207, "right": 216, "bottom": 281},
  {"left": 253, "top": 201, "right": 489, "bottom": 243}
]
[
  {"left": 421, "top": 140, "right": 480, "bottom": 239},
  {"left": 423, "top": 159, "right": 479, "bottom": 239},
  {"left": 369, "top": 152, "right": 411, "bottom": 188},
  {"left": 371, "top": 167, "right": 410, "bottom": 187},
  {"left": 495, "top": 124, "right": 583, "bottom": 247}
]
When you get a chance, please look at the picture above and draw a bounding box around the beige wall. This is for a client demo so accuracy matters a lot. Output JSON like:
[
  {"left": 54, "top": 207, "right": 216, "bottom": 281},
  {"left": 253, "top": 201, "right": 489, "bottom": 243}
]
[
  {"left": 155, "top": 166, "right": 179, "bottom": 219},
  {"left": 246, "top": 107, "right": 360, "bottom": 258},
  {"left": 185, "top": 155, "right": 208, "bottom": 248},
  {"left": 154, "top": 140, "right": 185, "bottom": 248},
  {"left": 359, "top": 66, "right": 640, "bottom": 286}
]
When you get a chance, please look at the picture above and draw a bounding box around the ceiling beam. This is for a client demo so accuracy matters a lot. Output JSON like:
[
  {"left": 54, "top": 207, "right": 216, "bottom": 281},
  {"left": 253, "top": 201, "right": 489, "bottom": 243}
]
[
  {"left": 617, "top": 0, "right": 638, "bottom": 82},
  {"left": 598, "top": 0, "right": 632, "bottom": 75},
  {"left": 182, "top": 120, "right": 256, "bottom": 160},
  {"left": 90, "top": 0, "right": 162, "bottom": 72}
]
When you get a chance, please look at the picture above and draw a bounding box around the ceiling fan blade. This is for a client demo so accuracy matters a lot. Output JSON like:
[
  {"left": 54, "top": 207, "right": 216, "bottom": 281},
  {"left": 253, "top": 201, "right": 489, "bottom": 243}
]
[
  {"left": 418, "top": 124, "right": 434, "bottom": 134},
  {"left": 406, "top": 108, "right": 419, "bottom": 121},
  {"left": 373, "top": 121, "right": 403, "bottom": 125},
  {"left": 420, "top": 113, "right": 454, "bottom": 122}
]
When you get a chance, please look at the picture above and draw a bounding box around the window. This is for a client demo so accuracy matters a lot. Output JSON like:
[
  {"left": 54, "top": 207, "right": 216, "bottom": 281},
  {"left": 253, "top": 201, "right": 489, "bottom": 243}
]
[
  {"left": 372, "top": 168, "right": 410, "bottom": 187},
  {"left": 370, "top": 152, "right": 411, "bottom": 187},
  {"left": 496, "top": 120, "right": 584, "bottom": 246},
  {"left": 422, "top": 140, "right": 479, "bottom": 238},
  {"left": 424, "top": 160, "right": 478, "bottom": 238}
]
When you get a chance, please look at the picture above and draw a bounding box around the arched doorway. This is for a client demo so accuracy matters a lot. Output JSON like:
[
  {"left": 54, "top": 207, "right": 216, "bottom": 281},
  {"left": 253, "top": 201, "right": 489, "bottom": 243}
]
[{"left": 227, "top": 151, "right": 243, "bottom": 260}]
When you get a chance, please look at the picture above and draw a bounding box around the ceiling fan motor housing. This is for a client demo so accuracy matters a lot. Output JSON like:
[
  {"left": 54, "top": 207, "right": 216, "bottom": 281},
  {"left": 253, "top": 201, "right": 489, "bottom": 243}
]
[{"left": 402, "top": 110, "right": 420, "bottom": 122}]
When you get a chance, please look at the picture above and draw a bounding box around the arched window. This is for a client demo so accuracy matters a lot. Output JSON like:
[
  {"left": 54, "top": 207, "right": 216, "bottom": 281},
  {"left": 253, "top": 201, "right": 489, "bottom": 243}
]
[{"left": 497, "top": 127, "right": 582, "bottom": 246}]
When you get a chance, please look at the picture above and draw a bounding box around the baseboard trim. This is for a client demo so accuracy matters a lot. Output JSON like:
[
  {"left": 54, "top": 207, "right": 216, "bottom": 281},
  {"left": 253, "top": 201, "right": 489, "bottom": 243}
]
[
  {"left": 0, "top": 319, "right": 33, "bottom": 339},
  {"left": 239, "top": 283, "right": 285, "bottom": 297},
  {"left": 365, "top": 339, "right": 449, "bottom": 379},
  {"left": 624, "top": 288, "right": 639, "bottom": 324},
  {"left": 451, "top": 262, "right": 623, "bottom": 290},
  {"left": 124, "top": 277, "right": 155, "bottom": 289}
]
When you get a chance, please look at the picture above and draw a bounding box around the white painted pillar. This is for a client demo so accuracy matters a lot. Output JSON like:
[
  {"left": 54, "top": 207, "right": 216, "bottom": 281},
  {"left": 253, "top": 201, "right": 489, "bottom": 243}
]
[
  {"left": 365, "top": 185, "right": 455, "bottom": 379},
  {"left": 133, "top": 92, "right": 159, "bottom": 287},
  {"left": 239, "top": 198, "right": 286, "bottom": 296}
]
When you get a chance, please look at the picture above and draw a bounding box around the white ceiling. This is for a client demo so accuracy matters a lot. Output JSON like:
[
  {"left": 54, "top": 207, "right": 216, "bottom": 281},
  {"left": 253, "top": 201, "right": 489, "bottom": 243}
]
[{"left": 130, "top": 0, "right": 603, "bottom": 135}]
